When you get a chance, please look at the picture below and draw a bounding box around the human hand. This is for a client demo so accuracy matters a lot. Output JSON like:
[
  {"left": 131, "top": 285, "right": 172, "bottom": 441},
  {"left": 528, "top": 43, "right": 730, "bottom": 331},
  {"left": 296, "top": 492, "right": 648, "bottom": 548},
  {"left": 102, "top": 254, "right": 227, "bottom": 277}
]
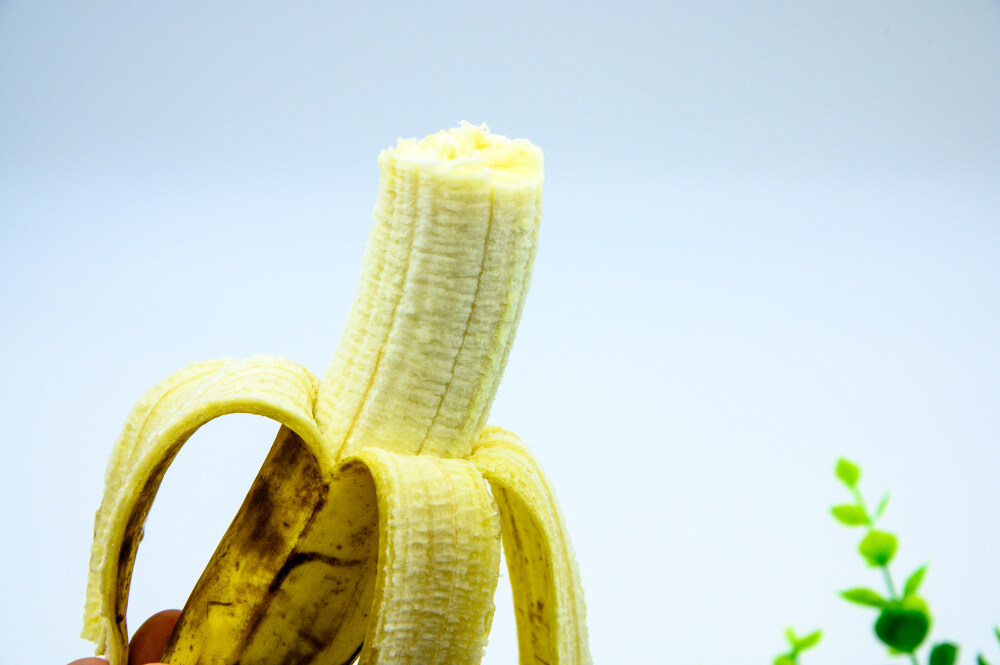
[{"left": 67, "top": 610, "right": 180, "bottom": 665}]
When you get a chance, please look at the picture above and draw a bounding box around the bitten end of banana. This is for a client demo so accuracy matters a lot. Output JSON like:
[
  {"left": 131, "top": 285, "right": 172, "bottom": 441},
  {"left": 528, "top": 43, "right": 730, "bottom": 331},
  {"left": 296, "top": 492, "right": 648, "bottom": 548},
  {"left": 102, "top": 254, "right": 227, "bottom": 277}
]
[{"left": 383, "top": 122, "right": 544, "bottom": 190}]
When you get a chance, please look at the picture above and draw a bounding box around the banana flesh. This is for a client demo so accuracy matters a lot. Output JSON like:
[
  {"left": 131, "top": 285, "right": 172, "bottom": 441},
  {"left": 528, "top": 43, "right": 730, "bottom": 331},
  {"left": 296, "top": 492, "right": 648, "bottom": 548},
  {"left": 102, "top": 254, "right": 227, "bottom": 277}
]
[
  {"left": 313, "top": 127, "right": 542, "bottom": 459},
  {"left": 83, "top": 123, "right": 590, "bottom": 665}
]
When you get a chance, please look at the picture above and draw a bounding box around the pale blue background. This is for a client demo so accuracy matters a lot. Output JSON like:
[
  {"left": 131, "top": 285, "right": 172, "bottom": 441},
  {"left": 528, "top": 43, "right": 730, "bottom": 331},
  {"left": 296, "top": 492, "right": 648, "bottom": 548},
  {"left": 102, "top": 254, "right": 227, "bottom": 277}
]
[{"left": 2, "top": 2, "right": 999, "bottom": 664}]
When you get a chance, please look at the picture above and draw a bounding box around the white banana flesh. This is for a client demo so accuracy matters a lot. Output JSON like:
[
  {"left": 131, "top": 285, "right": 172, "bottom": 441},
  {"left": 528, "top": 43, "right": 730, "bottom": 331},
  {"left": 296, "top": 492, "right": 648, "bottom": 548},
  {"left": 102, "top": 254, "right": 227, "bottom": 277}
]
[{"left": 83, "top": 123, "right": 591, "bottom": 665}]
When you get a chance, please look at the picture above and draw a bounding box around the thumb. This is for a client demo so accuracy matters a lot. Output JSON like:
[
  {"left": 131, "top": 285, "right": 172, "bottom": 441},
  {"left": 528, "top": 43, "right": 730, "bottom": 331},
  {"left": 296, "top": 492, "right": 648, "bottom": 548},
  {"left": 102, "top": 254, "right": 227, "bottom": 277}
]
[{"left": 127, "top": 610, "right": 181, "bottom": 665}]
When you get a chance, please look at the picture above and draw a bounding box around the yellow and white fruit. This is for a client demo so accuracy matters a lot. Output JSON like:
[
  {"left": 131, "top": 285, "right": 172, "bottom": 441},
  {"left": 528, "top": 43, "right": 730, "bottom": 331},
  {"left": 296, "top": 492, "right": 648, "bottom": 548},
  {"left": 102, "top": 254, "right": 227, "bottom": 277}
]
[{"left": 83, "top": 123, "right": 591, "bottom": 665}]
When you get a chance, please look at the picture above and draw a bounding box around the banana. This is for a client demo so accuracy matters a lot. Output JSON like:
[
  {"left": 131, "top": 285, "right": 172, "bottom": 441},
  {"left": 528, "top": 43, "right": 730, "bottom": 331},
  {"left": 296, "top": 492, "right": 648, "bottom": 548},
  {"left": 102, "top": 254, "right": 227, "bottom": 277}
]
[{"left": 83, "top": 123, "right": 591, "bottom": 665}]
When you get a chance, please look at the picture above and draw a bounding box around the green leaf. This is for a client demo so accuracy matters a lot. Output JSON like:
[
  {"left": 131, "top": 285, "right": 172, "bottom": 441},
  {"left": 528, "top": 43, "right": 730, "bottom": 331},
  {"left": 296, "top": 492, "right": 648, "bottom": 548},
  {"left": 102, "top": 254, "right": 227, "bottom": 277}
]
[
  {"left": 832, "top": 504, "right": 869, "bottom": 526},
  {"left": 840, "top": 587, "right": 888, "bottom": 608},
  {"left": 794, "top": 630, "right": 822, "bottom": 651},
  {"left": 994, "top": 625, "right": 1000, "bottom": 644},
  {"left": 929, "top": 642, "right": 959, "bottom": 665},
  {"left": 903, "top": 565, "right": 928, "bottom": 597},
  {"left": 874, "top": 492, "right": 890, "bottom": 521},
  {"left": 784, "top": 627, "right": 798, "bottom": 646},
  {"left": 874, "top": 605, "right": 930, "bottom": 653},
  {"left": 836, "top": 458, "right": 861, "bottom": 487},
  {"left": 859, "top": 530, "right": 898, "bottom": 567},
  {"left": 773, "top": 657, "right": 796, "bottom": 665},
  {"left": 978, "top": 656, "right": 992, "bottom": 665},
  {"left": 901, "top": 594, "right": 931, "bottom": 615}
]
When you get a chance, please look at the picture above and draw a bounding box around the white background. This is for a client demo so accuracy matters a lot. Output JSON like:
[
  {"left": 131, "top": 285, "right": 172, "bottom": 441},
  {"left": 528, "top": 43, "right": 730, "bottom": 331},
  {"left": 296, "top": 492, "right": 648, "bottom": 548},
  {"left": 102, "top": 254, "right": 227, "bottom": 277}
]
[{"left": 2, "top": 2, "right": 999, "bottom": 664}]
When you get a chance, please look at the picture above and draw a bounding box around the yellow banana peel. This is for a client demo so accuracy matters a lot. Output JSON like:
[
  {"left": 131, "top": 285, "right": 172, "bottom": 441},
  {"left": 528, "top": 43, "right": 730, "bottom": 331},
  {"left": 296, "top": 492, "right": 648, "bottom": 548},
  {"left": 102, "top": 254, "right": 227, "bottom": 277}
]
[{"left": 83, "top": 123, "right": 591, "bottom": 665}]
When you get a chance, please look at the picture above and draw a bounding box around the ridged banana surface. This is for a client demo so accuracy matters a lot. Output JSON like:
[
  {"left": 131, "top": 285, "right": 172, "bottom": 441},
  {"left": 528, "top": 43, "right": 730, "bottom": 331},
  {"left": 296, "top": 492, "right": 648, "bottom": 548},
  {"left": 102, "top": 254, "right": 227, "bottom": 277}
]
[{"left": 83, "top": 123, "right": 591, "bottom": 665}]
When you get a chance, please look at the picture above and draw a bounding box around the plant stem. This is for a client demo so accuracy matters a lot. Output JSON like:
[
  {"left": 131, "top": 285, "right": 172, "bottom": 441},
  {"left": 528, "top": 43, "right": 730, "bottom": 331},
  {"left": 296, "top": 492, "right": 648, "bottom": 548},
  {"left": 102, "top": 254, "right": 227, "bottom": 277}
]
[
  {"left": 851, "top": 486, "right": 870, "bottom": 520},
  {"left": 881, "top": 566, "right": 899, "bottom": 601},
  {"left": 856, "top": 482, "right": 919, "bottom": 665}
]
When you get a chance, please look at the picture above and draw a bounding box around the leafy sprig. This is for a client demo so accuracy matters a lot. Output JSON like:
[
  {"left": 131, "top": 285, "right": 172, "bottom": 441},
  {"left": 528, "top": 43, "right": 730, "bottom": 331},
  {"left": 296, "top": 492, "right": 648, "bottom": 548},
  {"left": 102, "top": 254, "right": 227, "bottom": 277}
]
[
  {"left": 760, "top": 458, "right": 1000, "bottom": 665},
  {"left": 831, "top": 458, "right": 1000, "bottom": 665},
  {"left": 833, "top": 457, "right": 932, "bottom": 661},
  {"left": 772, "top": 627, "right": 822, "bottom": 665}
]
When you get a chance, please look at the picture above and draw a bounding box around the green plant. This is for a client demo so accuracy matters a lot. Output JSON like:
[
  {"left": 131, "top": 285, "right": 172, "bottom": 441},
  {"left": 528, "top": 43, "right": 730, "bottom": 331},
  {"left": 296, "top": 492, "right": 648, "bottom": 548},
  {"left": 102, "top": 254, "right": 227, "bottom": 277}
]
[
  {"left": 773, "top": 627, "right": 822, "bottom": 665},
  {"left": 832, "top": 458, "right": 1000, "bottom": 665}
]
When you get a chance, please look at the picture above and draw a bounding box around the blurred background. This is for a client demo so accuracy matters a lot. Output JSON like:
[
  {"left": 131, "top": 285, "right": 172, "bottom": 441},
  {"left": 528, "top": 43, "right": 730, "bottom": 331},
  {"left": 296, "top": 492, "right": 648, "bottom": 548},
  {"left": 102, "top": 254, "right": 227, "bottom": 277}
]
[{"left": 2, "top": 2, "right": 998, "bottom": 663}]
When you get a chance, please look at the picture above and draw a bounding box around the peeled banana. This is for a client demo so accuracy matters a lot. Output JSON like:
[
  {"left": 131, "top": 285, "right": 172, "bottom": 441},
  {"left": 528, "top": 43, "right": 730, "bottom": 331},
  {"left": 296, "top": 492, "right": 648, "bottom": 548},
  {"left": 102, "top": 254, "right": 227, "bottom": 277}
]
[{"left": 83, "top": 123, "right": 590, "bottom": 665}]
